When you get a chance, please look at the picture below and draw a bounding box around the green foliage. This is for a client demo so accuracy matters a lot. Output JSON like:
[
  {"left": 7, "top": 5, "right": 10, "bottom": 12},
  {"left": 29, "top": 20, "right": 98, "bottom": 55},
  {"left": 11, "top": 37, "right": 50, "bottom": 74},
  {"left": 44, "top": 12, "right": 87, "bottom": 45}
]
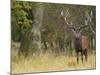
[
  {"left": 11, "top": 0, "right": 32, "bottom": 41},
  {"left": 11, "top": 0, "right": 96, "bottom": 56}
]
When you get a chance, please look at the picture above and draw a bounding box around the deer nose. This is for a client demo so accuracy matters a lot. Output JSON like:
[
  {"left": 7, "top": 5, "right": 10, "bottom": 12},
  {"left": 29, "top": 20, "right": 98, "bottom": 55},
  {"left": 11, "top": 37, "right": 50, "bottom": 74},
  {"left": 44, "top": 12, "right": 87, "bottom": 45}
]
[{"left": 76, "top": 34, "right": 80, "bottom": 37}]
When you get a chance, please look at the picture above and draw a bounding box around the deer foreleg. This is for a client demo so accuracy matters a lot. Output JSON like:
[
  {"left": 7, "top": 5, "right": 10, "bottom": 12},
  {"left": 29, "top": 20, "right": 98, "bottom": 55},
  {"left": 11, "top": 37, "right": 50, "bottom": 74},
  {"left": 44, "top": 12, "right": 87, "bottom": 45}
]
[{"left": 76, "top": 51, "right": 79, "bottom": 64}]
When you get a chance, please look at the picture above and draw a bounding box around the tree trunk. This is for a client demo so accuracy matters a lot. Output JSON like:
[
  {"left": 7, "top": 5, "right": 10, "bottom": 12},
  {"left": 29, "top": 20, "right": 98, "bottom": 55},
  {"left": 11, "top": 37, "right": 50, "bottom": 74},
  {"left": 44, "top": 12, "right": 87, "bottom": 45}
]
[
  {"left": 29, "top": 3, "right": 44, "bottom": 55},
  {"left": 19, "top": 3, "right": 44, "bottom": 56}
]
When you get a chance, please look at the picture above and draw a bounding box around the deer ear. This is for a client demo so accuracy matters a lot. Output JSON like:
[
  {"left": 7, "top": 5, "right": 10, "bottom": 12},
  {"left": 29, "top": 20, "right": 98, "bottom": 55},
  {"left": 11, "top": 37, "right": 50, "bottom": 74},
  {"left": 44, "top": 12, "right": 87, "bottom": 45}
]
[
  {"left": 67, "top": 26, "right": 76, "bottom": 33},
  {"left": 79, "top": 29, "right": 82, "bottom": 33},
  {"left": 80, "top": 25, "right": 88, "bottom": 30},
  {"left": 72, "top": 28, "right": 76, "bottom": 33}
]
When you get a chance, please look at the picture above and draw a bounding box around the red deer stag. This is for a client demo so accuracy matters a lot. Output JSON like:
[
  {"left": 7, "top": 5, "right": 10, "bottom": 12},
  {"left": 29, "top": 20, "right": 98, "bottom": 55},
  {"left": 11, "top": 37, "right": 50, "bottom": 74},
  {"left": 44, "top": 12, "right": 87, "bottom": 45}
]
[
  {"left": 61, "top": 10, "right": 90, "bottom": 63},
  {"left": 68, "top": 26, "right": 89, "bottom": 63}
]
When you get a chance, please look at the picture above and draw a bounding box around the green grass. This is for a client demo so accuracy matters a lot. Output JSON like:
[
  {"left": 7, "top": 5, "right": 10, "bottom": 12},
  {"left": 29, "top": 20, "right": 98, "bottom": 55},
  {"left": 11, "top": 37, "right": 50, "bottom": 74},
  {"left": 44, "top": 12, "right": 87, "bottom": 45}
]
[{"left": 11, "top": 52, "right": 96, "bottom": 74}]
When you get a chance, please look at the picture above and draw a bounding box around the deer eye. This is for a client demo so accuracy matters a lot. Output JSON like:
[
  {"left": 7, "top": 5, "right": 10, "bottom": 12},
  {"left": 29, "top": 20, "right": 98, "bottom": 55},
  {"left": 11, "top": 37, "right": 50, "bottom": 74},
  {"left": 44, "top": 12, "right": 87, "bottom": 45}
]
[{"left": 73, "top": 28, "right": 76, "bottom": 31}]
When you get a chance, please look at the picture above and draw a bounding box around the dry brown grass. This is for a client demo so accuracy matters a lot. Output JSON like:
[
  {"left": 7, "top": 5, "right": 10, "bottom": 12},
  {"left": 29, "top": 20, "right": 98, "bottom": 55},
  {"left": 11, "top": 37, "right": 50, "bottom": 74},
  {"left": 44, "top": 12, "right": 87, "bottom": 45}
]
[{"left": 11, "top": 52, "right": 96, "bottom": 74}]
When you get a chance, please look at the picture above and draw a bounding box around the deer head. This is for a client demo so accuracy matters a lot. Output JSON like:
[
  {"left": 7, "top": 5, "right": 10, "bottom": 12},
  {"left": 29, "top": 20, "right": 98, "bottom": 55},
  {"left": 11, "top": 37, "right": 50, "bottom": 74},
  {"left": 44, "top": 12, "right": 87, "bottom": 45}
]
[
  {"left": 61, "top": 10, "right": 89, "bottom": 38},
  {"left": 68, "top": 25, "right": 88, "bottom": 38}
]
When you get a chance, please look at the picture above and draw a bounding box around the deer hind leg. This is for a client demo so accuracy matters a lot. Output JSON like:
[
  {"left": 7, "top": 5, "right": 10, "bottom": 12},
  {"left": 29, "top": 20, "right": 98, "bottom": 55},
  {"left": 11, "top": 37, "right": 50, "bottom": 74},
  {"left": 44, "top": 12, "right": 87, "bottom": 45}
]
[
  {"left": 81, "top": 51, "right": 83, "bottom": 63},
  {"left": 84, "top": 49, "right": 88, "bottom": 61}
]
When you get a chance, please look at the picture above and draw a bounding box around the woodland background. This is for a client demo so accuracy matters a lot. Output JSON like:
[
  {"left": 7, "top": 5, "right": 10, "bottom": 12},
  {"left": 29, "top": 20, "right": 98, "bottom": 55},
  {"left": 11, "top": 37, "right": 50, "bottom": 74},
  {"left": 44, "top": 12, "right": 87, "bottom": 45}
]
[{"left": 11, "top": 0, "right": 96, "bottom": 74}]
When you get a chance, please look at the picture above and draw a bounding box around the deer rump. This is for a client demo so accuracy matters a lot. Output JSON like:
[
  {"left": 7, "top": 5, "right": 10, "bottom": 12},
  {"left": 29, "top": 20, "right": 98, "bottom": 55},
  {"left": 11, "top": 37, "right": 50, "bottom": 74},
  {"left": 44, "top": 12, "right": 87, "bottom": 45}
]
[{"left": 74, "top": 35, "right": 89, "bottom": 63}]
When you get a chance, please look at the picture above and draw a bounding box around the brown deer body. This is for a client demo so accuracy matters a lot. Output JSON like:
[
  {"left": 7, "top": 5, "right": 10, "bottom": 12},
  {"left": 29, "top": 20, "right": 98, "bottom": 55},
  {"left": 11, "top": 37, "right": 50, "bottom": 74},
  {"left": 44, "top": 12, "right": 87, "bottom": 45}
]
[
  {"left": 74, "top": 35, "right": 89, "bottom": 63},
  {"left": 68, "top": 26, "right": 89, "bottom": 63}
]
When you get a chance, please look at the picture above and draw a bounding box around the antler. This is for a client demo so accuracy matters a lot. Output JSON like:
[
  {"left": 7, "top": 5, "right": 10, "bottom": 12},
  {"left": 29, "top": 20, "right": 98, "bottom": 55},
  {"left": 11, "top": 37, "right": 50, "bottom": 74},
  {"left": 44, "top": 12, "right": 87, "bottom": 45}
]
[
  {"left": 61, "top": 10, "right": 72, "bottom": 26},
  {"left": 85, "top": 11, "right": 96, "bottom": 34}
]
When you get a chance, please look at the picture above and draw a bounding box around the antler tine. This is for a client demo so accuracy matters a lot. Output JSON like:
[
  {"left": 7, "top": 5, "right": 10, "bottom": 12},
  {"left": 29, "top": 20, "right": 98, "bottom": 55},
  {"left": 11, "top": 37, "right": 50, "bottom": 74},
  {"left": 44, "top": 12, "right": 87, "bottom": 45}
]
[
  {"left": 61, "top": 10, "right": 64, "bottom": 16},
  {"left": 84, "top": 10, "right": 95, "bottom": 34},
  {"left": 85, "top": 10, "right": 93, "bottom": 25},
  {"left": 61, "top": 9, "right": 72, "bottom": 25}
]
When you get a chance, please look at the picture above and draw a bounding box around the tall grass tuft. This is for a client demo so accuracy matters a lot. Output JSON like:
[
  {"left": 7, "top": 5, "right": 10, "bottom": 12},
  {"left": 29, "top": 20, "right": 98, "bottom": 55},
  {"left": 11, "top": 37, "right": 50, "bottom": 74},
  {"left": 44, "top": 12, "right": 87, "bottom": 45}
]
[{"left": 11, "top": 51, "right": 96, "bottom": 74}]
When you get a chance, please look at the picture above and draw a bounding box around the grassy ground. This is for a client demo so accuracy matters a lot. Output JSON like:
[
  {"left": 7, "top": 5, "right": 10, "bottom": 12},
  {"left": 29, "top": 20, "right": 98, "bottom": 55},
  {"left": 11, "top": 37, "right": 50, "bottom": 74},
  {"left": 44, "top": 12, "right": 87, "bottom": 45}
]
[{"left": 11, "top": 52, "right": 96, "bottom": 74}]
